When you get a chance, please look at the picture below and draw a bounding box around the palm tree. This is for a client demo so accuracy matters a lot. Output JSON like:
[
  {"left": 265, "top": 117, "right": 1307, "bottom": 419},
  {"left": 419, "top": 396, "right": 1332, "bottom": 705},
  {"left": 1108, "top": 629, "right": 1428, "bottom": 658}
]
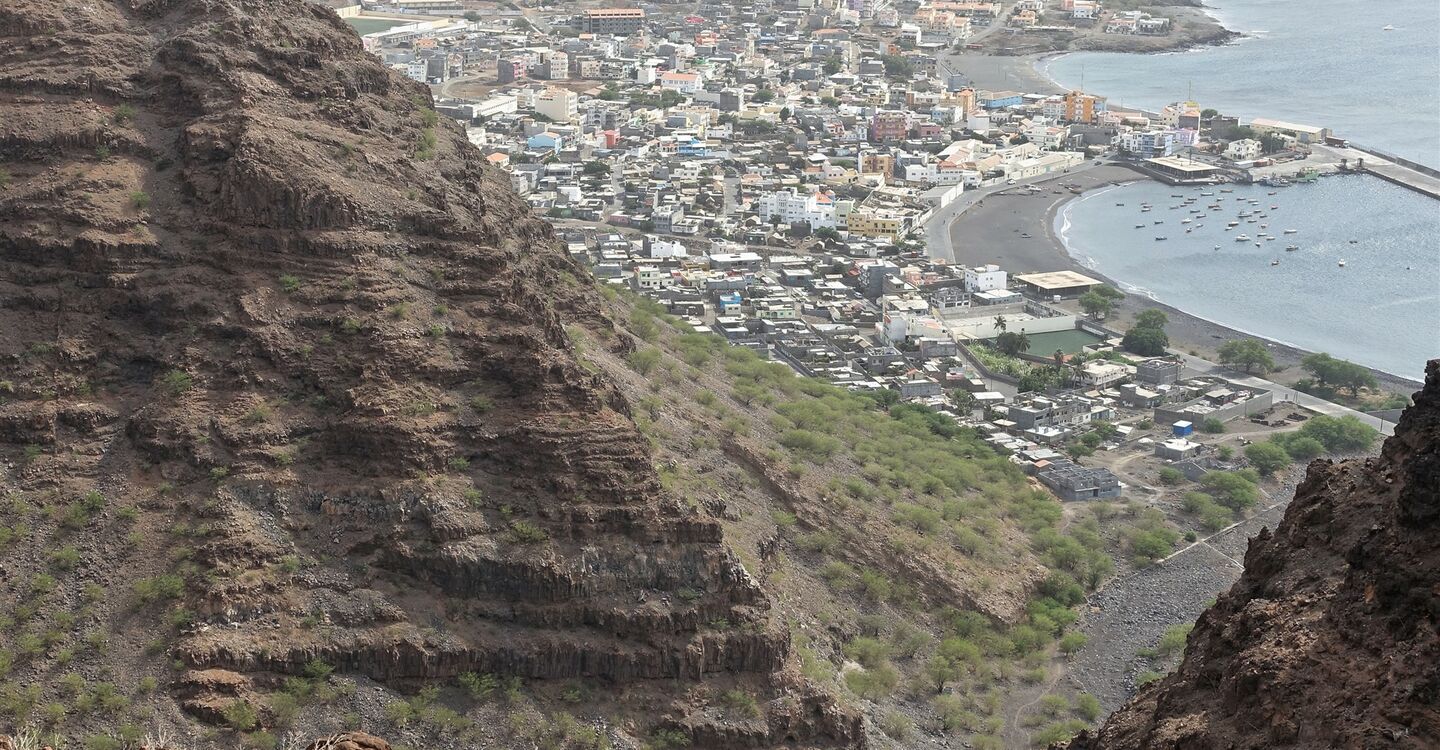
[
  {"left": 1015, "top": 331, "right": 1030, "bottom": 354},
  {"left": 994, "top": 315, "right": 1007, "bottom": 333}
]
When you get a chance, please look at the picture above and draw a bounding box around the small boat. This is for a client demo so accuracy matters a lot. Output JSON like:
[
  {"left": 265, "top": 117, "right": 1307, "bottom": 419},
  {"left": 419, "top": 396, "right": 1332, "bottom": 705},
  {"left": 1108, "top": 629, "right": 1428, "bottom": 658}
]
[
  {"left": 1220, "top": 188, "right": 1234, "bottom": 193},
  {"left": 1214, "top": 244, "right": 1221, "bottom": 250},
  {"left": 1142, "top": 207, "right": 1152, "bottom": 212},
  {"left": 1197, "top": 214, "right": 1207, "bottom": 219},
  {"left": 1338, "top": 259, "right": 1347, "bottom": 267},
  {"left": 1382, "top": 24, "right": 1395, "bottom": 31},
  {"left": 1228, "top": 221, "right": 1240, "bottom": 227},
  {"left": 1285, "top": 245, "right": 1299, "bottom": 251},
  {"left": 1254, "top": 242, "right": 1262, "bottom": 247},
  {"left": 1155, "top": 236, "right": 1167, "bottom": 241},
  {"left": 1186, "top": 228, "right": 1193, "bottom": 233},
  {"left": 1268, "top": 191, "right": 1278, "bottom": 196},
  {"left": 1235, "top": 234, "right": 1251, "bottom": 241},
  {"left": 1182, "top": 218, "right": 1193, "bottom": 224},
  {"left": 1271, "top": 205, "right": 1280, "bottom": 210},
  {"left": 1260, "top": 224, "right": 1268, "bottom": 229},
  {"left": 1171, "top": 194, "right": 1184, "bottom": 198},
  {"left": 1135, "top": 224, "right": 1146, "bottom": 229},
  {"left": 1349, "top": 239, "right": 1359, "bottom": 244},
  {"left": 1154, "top": 220, "right": 1164, "bottom": 225},
  {"left": 1284, "top": 229, "right": 1298, "bottom": 234},
  {"left": 1116, "top": 203, "right": 1125, "bottom": 207},
  {"left": 1271, "top": 259, "right": 1280, "bottom": 266}
]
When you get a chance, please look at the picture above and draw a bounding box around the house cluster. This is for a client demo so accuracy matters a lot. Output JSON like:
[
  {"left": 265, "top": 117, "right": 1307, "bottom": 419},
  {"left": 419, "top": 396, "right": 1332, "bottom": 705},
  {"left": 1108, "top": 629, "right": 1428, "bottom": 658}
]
[{"left": 994, "top": 0, "right": 1174, "bottom": 35}]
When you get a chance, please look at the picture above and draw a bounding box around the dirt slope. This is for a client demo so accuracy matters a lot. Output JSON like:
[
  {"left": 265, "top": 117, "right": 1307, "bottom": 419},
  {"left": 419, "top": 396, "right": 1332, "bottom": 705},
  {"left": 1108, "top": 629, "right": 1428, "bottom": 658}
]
[
  {"left": 1059, "top": 360, "right": 1440, "bottom": 749},
  {"left": 0, "top": 0, "right": 859, "bottom": 745}
]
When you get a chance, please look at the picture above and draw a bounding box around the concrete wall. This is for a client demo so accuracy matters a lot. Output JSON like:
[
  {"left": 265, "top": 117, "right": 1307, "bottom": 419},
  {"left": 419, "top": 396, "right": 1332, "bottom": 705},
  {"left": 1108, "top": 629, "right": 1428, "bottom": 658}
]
[{"left": 1155, "top": 391, "right": 1274, "bottom": 426}]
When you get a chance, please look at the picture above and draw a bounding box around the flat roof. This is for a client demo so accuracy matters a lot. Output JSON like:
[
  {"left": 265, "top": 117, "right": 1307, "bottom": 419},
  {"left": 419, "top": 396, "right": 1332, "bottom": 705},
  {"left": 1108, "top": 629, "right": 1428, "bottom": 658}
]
[
  {"left": 1146, "top": 156, "right": 1218, "bottom": 174},
  {"left": 1015, "top": 270, "right": 1103, "bottom": 289},
  {"left": 1250, "top": 117, "right": 1325, "bottom": 135},
  {"left": 585, "top": 8, "right": 646, "bottom": 16}
]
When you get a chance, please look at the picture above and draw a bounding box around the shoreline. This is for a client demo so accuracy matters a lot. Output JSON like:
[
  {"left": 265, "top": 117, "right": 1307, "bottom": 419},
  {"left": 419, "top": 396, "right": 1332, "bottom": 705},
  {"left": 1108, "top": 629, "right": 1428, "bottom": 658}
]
[{"left": 945, "top": 165, "right": 1425, "bottom": 396}]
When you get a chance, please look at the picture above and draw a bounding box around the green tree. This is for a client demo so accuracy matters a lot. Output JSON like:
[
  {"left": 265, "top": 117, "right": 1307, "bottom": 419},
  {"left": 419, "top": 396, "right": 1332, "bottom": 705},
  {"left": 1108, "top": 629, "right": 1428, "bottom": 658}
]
[
  {"left": 1245, "top": 441, "right": 1291, "bottom": 475},
  {"left": 1216, "top": 338, "right": 1275, "bottom": 374},
  {"left": 581, "top": 161, "right": 611, "bottom": 176},
  {"left": 752, "top": 89, "right": 775, "bottom": 104},
  {"left": 1200, "top": 471, "right": 1259, "bottom": 511},
  {"left": 823, "top": 57, "right": 843, "bottom": 75},
  {"left": 1123, "top": 309, "right": 1169, "bottom": 356},
  {"left": 1079, "top": 290, "right": 1114, "bottom": 319},
  {"left": 1297, "top": 415, "right": 1378, "bottom": 452},
  {"left": 1122, "top": 326, "right": 1169, "bottom": 356},
  {"left": 995, "top": 330, "right": 1030, "bottom": 356}
]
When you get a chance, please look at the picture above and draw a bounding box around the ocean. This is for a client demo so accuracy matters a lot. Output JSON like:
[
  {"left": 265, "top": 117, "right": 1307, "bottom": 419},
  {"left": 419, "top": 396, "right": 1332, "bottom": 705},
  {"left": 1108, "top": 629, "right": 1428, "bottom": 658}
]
[
  {"left": 1040, "top": 0, "right": 1440, "bottom": 168},
  {"left": 1056, "top": 177, "right": 1440, "bottom": 381}
]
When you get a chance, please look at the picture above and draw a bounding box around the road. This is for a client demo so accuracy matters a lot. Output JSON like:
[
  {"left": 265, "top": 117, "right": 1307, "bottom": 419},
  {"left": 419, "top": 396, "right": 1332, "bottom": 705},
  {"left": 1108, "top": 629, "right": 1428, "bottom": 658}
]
[{"left": 1177, "top": 353, "right": 1397, "bottom": 436}]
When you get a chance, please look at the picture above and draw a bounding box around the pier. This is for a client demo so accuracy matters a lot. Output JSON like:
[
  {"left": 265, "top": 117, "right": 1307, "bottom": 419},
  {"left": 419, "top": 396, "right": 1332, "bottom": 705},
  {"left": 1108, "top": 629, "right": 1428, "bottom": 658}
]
[{"left": 1348, "top": 146, "right": 1440, "bottom": 200}]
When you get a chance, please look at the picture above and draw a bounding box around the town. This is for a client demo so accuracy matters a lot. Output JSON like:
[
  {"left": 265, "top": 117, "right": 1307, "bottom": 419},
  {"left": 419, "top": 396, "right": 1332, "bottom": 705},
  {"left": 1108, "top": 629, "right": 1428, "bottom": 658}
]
[{"left": 310, "top": 0, "right": 1401, "bottom": 506}]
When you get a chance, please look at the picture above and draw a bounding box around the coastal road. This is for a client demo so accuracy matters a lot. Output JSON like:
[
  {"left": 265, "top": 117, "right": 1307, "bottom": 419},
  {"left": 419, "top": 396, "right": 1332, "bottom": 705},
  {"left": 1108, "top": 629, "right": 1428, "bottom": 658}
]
[{"left": 1176, "top": 353, "right": 1398, "bottom": 436}]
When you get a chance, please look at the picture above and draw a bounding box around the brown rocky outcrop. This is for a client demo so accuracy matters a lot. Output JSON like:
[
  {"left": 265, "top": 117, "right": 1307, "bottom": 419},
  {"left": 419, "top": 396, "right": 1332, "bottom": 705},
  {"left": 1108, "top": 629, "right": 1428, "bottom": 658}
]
[
  {"left": 1059, "top": 361, "right": 1440, "bottom": 749},
  {"left": 0, "top": 0, "right": 858, "bottom": 745}
]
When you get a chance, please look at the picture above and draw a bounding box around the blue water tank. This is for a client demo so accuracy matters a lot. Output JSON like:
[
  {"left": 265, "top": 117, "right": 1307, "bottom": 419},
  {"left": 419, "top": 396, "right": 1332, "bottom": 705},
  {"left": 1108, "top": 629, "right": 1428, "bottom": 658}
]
[{"left": 1172, "top": 420, "right": 1194, "bottom": 437}]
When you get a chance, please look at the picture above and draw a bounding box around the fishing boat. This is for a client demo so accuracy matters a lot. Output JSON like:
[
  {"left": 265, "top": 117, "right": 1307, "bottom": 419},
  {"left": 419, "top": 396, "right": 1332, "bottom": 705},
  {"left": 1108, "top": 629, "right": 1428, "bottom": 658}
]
[
  {"left": 1214, "top": 245, "right": 1221, "bottom": 250},
  {"left": 1228, "top": 221, "right": 1240, "bottom": 227},
  {"left": 1154, "top": 220, "right": 1164, "bottom": 225},
  {"left": 1268, "top": 191, "right": 1278, "bottom": 196},
  {"left": 1116, "top": 203, "right": 1125, "bottom": 207},
  {"left": 1220, "top": 188, "right": 1234, "bottom": 193},
  {"left": 1284, "top": 229, "right": 1298, "bottom": 234},
  {"left": 1285, "top": 245, "right": 1299, "bottom": 251},
  {"left": 1235, "top": 234, "right": 1251, "bottom": 242},
  {"left": 1135, "top": 224, "right": 1145, "bottom": 229},
  {"left": 1155, "top": 236, "right": 1167, "bottom": 241},
  {"left": 1142, "top": 207, "right": 1152, "bottom": 212},
  {"left": 1200, "top": 191, "right": 1215, "bottom": 196},
  {"left": 1383, "top": 24, "right": 1395, "bottom": 30},
  {"left": 1171, "top": 194, "right": 1184, "bottom": 198},
  {"left": 1271, "top": 259, "right": 1280, "bottom": 266},
  {"left": 1181, "top": 218, "right": 1192, "bottom": 224},
  {"left": 1197, "top": 214, "right": 1207, "bottom": 219},
  {"left": 1271, "top": 205, "right": 1280, "bottom": 210},
  {"left": 1339, "top": 259, "right": 1347, "bottom": 267}
]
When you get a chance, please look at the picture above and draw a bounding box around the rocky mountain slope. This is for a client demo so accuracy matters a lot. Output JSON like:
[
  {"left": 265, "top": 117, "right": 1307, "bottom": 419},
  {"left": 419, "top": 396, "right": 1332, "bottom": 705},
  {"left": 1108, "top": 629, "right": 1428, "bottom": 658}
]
[
  {"left": 0, "top": 0, "right": 863, "bottom": 745},
  {"left": 1060, "top": 360, "right": 1439, "bottom": 749}
]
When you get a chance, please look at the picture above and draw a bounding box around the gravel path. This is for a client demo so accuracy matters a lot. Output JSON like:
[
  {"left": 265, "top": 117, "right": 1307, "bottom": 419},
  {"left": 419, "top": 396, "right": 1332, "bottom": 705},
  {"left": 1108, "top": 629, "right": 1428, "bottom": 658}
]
[{"left": 1062, "top": 471, "right": 1309, "bottom": 714}]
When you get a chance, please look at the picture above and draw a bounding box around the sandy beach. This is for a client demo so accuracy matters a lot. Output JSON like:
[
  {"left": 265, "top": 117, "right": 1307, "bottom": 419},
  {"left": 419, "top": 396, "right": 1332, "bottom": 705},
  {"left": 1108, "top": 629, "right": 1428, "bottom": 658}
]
[{"left": 944, "top": 165, "right": 1424, "bottom": 396}]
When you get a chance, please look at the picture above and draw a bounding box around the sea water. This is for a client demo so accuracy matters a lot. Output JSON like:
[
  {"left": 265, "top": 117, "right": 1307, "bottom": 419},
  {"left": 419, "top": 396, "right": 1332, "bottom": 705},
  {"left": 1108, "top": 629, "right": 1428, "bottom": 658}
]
[
  {"left": 1041, "top": 0, "right": 1440, "bottom": 167},
  {"left": 1056, "top": 176, "right": 1440, "bottom": 381}
]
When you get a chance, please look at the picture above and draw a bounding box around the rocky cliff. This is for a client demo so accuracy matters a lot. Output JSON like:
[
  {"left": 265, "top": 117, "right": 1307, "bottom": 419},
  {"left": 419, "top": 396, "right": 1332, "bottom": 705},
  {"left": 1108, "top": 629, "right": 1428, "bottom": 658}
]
[
  {"left": 0, "top": 1, "right": 859, "bottom": 745},
  {"left": 1060, "top": 360, "right": 1440, "bottom": 749}
]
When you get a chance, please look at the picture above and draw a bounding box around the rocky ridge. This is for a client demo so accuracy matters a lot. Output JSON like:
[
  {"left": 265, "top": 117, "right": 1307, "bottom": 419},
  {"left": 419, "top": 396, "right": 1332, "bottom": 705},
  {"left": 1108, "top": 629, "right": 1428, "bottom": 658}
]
[
  {"left": 1060, "top": 361, "right": 1440, "bottom": 749},
  {"left": 0, "top": 0, "right": 859, "bottom": 745}
]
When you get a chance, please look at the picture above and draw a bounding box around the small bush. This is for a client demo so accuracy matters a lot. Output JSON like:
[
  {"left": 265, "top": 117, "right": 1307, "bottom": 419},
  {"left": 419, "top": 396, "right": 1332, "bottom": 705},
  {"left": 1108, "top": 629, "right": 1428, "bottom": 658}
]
[
  {"left": 222, "top": 700, "right": 259, "bottom": 731},
  {"left": 158, "top": 369, "right": 193, "bottom": 395},
  {"left": 129, "top": 191, "right": 151, "bottom": 210},
  {"left": 508, "top": 520, "right": 548, "bottom": 544},
  {"left": 114, "top": 104, "right": 137, "bottom": 123},
  {"left": 1157, "top": 467, "right": 1185, "bottom": 486},
  {"left": 134, "top": 574, "right": 185, "bottom": 603},
  {"left": 878, "top": 710, "right": 913, "bottom": 740},
  {"left": 717, "top": 689, "right": 760, "bottom": 718}
]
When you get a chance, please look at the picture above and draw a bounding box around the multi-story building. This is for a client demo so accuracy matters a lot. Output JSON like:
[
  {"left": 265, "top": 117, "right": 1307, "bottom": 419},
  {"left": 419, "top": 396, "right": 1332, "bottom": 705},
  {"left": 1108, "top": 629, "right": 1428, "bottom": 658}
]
[
  {"left": 497, "top": 58, "right": 527, "bottom": 84},
  {"left": 1063, "top": 90, "right": 1106, "bottom": 124},
  {"left": 581, "top": 8, "right": 646, "bottom": 35},
  {"left": 869, "top": 110, "right": 910, "bottom": 142},
  {"left": 1119, "top": 129, "right": 1175, "bottom": 157},
  {"left": 535, "top": 88, "right": 578, "bottom": 124},
  {"left": 755, "top": 188, "right": 841, "bottom": 229},
  {"left": 543, "top": 51, "right": 569, "bottom": 80},
  {"left": 963, "top": 264, "right": 1006, "bottom": 292}
]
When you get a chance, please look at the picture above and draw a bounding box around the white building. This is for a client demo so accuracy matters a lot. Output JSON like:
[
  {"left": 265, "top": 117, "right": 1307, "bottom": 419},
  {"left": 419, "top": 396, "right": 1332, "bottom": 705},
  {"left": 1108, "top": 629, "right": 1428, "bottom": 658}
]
[
  {"left": 535, "top": 88, "right": 578, "bottom": 123},
  {"left": 1080, "top": 361, "right": 1131, "bottom": 388},
  {"left": 659, "top": 71, "right": 702, "bottom": 94},
  {"left": 755, "top": 188, "right": 840, "bottom": 229},
  {"left": 1223, "top": 138, "right": 1263, "bottom": 161},
  {"left": 963, "top": 264, "right": 1007, "bottom": 292}
]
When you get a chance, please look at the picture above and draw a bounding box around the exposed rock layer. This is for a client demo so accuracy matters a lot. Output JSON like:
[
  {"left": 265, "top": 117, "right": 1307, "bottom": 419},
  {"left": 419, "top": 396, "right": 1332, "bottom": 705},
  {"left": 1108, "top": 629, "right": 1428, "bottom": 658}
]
[
  {"left": 1060, "top": 360, "right": 1440, "bottom": 749},
  {"left": 0, "top": 0, "right": 859, "bottom": 745}
]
